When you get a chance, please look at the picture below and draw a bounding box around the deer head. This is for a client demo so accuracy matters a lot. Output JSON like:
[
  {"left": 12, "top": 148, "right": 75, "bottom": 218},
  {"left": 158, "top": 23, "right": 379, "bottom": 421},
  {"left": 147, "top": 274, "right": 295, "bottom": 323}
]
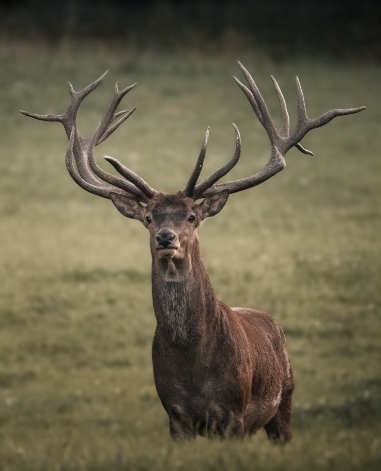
[{"left": 110, "top": 190, "right": 229, "bottom": 262}]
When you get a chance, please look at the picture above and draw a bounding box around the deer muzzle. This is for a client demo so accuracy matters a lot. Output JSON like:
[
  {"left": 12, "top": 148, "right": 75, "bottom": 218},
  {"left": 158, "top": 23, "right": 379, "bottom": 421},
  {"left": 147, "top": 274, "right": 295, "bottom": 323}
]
[{"left": 154, "top": 230, "right": 179, "bottom": 255}]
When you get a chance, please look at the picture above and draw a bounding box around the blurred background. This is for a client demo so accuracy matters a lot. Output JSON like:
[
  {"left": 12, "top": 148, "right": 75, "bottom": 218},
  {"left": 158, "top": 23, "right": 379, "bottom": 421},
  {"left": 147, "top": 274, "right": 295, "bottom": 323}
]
[
  {"left": 0, "top": 1, "right": 380, "bottom": 470},
  {"left": 1, "top": 0, "right": 381, "bottom": 59}
]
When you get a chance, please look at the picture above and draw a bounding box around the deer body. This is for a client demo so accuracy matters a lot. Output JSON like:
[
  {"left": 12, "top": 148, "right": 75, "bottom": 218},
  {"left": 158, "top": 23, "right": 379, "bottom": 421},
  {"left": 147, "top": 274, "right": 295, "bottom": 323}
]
[
  {"left": 145, "top": 193, "right": 293, "bottom": 439},
  {"left": 21, "top": 63, "right": 365, "bottom": 441}
]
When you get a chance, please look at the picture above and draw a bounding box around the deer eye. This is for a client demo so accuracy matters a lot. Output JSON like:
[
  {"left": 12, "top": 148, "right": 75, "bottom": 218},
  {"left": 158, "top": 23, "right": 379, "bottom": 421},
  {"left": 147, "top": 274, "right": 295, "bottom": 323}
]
[
  {"left": 146, "top": 216, "right": 152, "bottom": 224},
  {"left": 188, "top": 215, "right": 196, "bottom": 223}
]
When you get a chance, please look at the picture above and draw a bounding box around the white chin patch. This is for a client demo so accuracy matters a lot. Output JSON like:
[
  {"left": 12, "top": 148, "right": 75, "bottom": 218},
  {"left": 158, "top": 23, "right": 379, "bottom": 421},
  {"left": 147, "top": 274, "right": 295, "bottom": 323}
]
[{"left": 158, "top": 248, "right": 178, "bottom": 258}]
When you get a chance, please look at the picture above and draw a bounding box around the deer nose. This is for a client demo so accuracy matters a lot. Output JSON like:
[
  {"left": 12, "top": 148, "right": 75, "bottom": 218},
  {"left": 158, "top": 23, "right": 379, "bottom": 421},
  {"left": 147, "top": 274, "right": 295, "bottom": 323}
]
[{"left": 155, "top": 231, "right": 176, "bottom": 248}]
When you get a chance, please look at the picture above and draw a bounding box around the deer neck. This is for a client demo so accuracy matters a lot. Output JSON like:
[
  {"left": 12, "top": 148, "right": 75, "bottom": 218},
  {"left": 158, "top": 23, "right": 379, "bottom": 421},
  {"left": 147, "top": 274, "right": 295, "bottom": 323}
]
[{"left": 151, "top": 237, "right": 216, "bottom": 348}]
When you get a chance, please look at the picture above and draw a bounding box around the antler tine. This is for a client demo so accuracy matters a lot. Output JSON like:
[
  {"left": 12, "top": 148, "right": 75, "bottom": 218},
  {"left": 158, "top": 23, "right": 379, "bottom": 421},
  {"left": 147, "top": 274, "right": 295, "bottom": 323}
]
[
  {"left": 96, "top": 108, "right": 136, "bottom": 145},
  {"left": 295, "top": 76, "right": 308, "bottom": 124},
  {"left": 270, "top": 76, "right": 290, "bottom": 138},
  {"left": 295, "top": 143, "right": 314, "bottom": 156},
  {"left": 193, "top": 124, "right": 241, "bottom": 199},
  {"left": 184, "top": 128, "right": 210, "bottom": 197},
  {"left": 237, "top": 62, "right": 277, "bottom": 142},
  {"left": 289, "top": 77, "right": 366, "bottom": 152},
  {"left": 104, "top": 156, "right": 158, "bottom": 199},
  {"left": 114, "top": 109, "right": 129, "bottom": 119},
  {"left": 233, "top": 77, "right": 264, "bottom": 126},
  {"left": 196, "top": 63, "right": 366, "bottom": 198},
  {"left": 19, "top": 110, "right": 66, "bottom": 123}
]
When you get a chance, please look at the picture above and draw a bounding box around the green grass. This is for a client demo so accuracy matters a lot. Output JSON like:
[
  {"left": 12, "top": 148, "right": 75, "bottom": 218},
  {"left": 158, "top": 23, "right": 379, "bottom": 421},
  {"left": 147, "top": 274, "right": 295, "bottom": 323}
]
[{"left": 0, "top": 43, "right": 380, "bottom": 470}]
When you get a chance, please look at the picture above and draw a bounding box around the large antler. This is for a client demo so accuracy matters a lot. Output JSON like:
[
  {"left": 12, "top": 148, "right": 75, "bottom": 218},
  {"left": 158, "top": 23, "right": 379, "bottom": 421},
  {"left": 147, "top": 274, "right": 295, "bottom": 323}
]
[
  {"left": 20, "top": 72, "right": 157, "bottom": 203},
  {"left": 185, "top": 62, "right": 365, "bottom": 199}
]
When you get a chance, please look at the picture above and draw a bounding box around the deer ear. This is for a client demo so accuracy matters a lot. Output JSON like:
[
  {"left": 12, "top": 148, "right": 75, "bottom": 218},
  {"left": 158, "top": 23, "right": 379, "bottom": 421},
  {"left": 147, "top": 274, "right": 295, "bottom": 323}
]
[
  {"left": 197, "top": 190, "right": 229, "bottom": 219},
  {"left": 109, "top": 192, "right": 145, "bottom": 222}
]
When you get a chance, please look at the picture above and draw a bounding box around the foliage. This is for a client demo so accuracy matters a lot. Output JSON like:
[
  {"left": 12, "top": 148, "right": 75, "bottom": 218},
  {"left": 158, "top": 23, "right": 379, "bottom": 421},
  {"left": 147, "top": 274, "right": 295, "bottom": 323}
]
[{"left": 1, "top": 1, "right": 381, "bottom": 60}]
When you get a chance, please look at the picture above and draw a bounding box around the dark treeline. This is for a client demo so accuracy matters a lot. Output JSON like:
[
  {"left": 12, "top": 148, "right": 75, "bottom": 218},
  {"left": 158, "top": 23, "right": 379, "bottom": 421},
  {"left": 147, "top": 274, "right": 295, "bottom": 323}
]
[{"left": 0, "top": 0, "right": 380, "bottom": 60}]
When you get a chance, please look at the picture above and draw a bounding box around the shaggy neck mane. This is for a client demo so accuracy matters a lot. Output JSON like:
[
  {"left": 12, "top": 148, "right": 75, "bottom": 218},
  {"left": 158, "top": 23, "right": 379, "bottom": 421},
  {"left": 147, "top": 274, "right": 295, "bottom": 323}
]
[{"left": 151, "top": 237, "right": 217, "bottom": 348}]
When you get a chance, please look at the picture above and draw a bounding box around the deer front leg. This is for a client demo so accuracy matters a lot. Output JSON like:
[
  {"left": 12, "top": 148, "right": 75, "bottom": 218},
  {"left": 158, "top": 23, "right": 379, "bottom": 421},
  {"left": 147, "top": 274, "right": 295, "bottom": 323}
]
[
  {"left": 169, "top": 404, "right": 196, "bottom": 440},
  {"left": 200, "top": 405, "right": 244, "bottom": 439},
  {"left": 169, "top": 402, "right": 245, "bottom": 440}
]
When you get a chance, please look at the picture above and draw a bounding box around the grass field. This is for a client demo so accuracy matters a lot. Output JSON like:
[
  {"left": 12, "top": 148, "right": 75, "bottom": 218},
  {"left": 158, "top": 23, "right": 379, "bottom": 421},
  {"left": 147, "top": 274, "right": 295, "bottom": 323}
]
[{"left": 0, "top": 43, "right": 380, "bottom": 470}]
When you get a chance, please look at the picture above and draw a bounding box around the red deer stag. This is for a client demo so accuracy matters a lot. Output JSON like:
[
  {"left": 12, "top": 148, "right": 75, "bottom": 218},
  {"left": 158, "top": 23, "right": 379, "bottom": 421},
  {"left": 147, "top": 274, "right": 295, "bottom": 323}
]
[{"left": 21, "top": 63, "right": 365, "bottom": 441}]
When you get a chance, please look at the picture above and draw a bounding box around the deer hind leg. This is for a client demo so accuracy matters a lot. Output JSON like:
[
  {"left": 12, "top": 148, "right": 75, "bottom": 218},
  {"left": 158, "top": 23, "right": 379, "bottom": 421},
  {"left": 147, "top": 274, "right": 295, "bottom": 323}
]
[{"left": 264, "top": 383, "right": 294, "bottom": 443}]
